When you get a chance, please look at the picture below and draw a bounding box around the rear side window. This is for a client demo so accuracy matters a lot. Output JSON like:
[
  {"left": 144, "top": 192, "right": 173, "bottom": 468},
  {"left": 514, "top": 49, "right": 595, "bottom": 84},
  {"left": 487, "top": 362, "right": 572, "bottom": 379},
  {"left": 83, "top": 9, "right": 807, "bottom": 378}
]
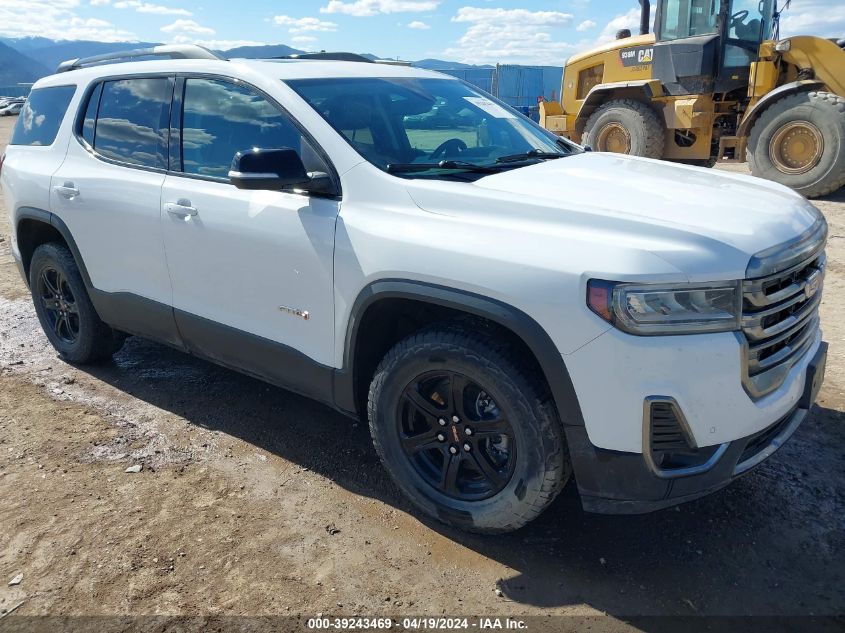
[
  {"left": 92, "top": 78, "right": 172, "bottom": 169},
  {"left": 10, "top": 85, "right": 76, "bottom": 146}
]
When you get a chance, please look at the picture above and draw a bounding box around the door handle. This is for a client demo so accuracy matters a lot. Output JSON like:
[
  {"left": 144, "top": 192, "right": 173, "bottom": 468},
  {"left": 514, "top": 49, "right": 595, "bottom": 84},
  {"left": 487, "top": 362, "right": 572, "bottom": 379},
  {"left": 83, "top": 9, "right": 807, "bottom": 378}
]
[
  {"left": 54, "top": 182, "right": 79, "bottom": 199},
  {"left": 164, "top": 199, "right": 198, "bottom": 218}
]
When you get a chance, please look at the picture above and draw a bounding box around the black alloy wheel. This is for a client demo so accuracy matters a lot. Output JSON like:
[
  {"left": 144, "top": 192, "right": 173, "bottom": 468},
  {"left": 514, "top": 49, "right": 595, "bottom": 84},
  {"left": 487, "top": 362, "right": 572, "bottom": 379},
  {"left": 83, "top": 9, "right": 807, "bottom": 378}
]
[
  {"left": 398, "top": 370, "right": 517, "bottom": 501},
  {"left": 37, "top": 266, "right": 81, "bottom": 344}
]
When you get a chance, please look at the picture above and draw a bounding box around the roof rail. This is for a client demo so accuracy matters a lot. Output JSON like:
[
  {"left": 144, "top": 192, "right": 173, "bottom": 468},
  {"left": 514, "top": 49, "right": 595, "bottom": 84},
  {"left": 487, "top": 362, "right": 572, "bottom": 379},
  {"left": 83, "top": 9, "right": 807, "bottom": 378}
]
[
  {"left": 277, "top": 52, "right": 374, "bottom": 63},
  {"left": 55, "top": 44, "right": 226, "bottom": 74}
]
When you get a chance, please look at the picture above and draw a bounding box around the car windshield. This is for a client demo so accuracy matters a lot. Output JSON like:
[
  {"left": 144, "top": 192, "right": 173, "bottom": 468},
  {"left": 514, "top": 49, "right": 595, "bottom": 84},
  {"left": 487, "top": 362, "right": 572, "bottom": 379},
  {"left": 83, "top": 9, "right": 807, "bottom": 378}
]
[{"left": 286, "top": 77, "right": 578, "bottom": 177}]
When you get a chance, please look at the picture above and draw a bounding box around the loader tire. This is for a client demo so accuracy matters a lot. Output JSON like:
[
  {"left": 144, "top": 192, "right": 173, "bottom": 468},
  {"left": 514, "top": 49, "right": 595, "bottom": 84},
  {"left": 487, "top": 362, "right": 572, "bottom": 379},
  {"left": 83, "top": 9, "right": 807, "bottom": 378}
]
[
  {"left": 748, "top": 91, "right": 845, "bottom": 198},
  {"left": 583, "top": 99, "right": 665, "bottom": 159}
]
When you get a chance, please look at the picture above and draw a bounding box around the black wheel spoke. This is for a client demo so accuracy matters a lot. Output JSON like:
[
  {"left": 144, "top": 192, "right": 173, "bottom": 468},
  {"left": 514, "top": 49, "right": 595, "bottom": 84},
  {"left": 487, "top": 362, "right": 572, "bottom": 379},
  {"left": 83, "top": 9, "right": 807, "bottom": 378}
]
[
  {"left": 472, "top": 416, "right": 511, "bottom": 438},
  {"left": 468, "top": 449, "right": 506, "bottom": 488},
  {"left": 53, "top": 313, "right": 66, "bottom": 337},
  {"left": 64, "top": 300, "right": 79, "bottom": 315},
  {"left": 42, "top": 271, "right": 60, "bottom": 297},
  {"left": 42, "top": 295, "right": 60, "bottom": 311},
  {"left": 400, "top": 431, "right": 441, "bottom": 454},
  {"left": 439, "top": 453, "right": 461, "bottom": 493},
  {"left": 449, "top": 374, "right": 469, "bottom": 418},
  {"left": 404, "top": 386, "right": 444, "bottom": 422}
]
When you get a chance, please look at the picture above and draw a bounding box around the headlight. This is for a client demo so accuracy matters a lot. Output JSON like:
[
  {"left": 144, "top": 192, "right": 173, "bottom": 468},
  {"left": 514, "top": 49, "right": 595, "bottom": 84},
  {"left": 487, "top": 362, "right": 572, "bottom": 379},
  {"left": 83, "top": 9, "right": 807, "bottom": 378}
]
[
  {"left": 587, "top": 279, "right": 742, "bottom": 335},
  {"left": 775, "top": 39, "right": 792, "bottom": 52}
]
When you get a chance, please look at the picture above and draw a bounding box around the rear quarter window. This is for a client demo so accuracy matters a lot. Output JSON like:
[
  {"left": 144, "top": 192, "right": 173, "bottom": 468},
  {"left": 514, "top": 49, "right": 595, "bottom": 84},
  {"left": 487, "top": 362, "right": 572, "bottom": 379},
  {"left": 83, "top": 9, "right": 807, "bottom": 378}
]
[{"left": 10, "top": 85, "right": 77, "bottom": 147}]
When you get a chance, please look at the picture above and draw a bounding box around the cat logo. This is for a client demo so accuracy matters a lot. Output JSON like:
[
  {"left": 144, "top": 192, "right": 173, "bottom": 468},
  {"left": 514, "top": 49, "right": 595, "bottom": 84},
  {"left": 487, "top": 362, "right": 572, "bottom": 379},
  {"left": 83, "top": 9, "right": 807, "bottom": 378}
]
[{"left": 620, "top": 46, "right": 654, "bottom": 67}]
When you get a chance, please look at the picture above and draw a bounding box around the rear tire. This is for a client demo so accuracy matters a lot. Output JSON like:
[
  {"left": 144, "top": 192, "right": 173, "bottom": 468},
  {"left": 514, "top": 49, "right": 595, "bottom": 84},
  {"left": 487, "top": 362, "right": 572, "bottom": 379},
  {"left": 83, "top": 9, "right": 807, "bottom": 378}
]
[
  {"left": 583, "top": 99, "right": 665, "bottom": 159},
  {"left": 29, "top": 243, "right": 124, "bottom": 364},
  {"left": 748, "top": 91, "right": 845, "bottom": 198},
  {"left": 367, "top": 323, "right": 570, "bottom": 534}
]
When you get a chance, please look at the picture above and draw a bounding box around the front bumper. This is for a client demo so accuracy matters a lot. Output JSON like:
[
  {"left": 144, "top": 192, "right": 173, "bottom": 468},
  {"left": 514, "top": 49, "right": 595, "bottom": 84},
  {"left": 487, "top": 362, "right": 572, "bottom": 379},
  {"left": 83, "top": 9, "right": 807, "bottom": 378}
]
[{"left": 569, "top": 341, "right": 826, "bottom": 514}]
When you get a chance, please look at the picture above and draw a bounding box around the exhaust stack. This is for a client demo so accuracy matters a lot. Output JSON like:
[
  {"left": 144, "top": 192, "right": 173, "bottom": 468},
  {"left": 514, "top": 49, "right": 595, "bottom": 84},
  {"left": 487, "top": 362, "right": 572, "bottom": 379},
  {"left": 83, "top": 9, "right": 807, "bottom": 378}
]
[{"left": 638, "top": 0, "right": 651, "bottom": 35}]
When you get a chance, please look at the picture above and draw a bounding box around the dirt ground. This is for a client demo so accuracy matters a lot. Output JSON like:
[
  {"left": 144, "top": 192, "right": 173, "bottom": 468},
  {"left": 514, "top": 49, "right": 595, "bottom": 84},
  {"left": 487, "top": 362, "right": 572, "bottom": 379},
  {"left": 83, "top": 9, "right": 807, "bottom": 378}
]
[{"left": 0, "top": 115, "right": 842, "bottom": 631}]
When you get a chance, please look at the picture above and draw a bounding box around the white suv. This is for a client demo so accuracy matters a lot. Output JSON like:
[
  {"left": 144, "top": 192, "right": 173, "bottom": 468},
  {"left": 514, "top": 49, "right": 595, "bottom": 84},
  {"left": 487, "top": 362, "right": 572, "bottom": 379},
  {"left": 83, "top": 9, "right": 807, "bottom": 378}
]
[{"left": 1, "top": 46, "right": 828, "bottom": 533}]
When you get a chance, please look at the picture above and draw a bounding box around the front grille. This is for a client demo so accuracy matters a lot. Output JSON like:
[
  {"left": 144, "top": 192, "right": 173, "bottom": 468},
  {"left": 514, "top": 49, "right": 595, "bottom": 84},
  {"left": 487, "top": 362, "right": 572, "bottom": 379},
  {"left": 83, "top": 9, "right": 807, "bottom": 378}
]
[{"left": 741, "top": 224, "right": 826, "bottom": 399}]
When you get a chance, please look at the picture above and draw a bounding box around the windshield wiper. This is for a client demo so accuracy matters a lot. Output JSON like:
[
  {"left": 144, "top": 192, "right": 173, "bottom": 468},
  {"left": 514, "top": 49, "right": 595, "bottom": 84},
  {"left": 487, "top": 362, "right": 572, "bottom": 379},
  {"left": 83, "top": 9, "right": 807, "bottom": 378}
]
[
  {"left": 495, "top": 149, "right": 567, "bottom": 163},
  {"left": 386, "top": 160, "right": 502, "bottom": 174}
]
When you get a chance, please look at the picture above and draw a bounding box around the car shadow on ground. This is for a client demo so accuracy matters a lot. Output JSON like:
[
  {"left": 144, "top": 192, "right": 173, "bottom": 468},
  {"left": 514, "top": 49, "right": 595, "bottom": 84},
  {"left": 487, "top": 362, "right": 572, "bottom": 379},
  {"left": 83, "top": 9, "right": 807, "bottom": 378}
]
[{"left": 78, "top": 335, "right": 845, "bottom": 620}]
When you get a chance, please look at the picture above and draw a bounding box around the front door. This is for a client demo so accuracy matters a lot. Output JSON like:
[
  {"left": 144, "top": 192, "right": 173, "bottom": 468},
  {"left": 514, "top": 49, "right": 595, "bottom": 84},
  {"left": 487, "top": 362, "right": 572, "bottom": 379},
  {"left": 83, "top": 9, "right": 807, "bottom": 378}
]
[{"left": 161, "top": 77, "right": 339, "bottom": 393}]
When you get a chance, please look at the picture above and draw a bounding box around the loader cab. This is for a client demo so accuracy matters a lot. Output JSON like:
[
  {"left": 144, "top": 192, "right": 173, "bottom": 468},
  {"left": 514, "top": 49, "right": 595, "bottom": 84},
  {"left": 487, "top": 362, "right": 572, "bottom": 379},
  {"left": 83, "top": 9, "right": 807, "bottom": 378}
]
[{"left": 651, "top": 0, "right": 777, "bottom": 95}]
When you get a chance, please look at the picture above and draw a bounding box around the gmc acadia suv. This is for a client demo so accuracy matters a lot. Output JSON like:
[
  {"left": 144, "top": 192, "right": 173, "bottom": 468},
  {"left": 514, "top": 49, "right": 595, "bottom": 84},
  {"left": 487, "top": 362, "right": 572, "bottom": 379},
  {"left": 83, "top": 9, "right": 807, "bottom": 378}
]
[{"left": 0, "top": 46, "right": 828, "bottom": 533}]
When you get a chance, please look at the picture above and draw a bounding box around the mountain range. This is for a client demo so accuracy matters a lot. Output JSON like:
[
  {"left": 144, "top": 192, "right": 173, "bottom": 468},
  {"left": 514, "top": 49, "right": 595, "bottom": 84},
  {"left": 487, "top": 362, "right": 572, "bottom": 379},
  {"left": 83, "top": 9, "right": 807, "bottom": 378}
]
[{"left": 0, "top": 37, "right": 489, "bottom": 87}]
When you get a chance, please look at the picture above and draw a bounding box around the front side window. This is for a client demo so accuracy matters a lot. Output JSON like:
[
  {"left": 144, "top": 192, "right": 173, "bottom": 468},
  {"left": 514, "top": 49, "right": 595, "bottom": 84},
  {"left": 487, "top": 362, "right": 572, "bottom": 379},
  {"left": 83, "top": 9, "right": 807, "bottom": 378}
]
[
  {"left": 287, "top": 77, "right": 575, "bottom": 178},
  {"left": 10, "top": 85, "right": 76, "bottom": 147},
  {"left": 724, "top": 0, "right": 775, "bottom": 66},
  {"left": 93, "top": 77, "right": 171, "bottom": 169},
  {"left": 179, "top": 78, "right": 324, "bottom": 180}
]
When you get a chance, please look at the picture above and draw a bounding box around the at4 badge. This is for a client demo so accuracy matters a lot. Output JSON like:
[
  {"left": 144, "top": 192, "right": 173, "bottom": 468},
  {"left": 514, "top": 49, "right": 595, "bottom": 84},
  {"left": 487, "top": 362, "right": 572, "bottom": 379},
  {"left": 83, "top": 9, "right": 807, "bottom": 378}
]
[{"left": 619, "top": 45, "right": 654, "bottom": 67}]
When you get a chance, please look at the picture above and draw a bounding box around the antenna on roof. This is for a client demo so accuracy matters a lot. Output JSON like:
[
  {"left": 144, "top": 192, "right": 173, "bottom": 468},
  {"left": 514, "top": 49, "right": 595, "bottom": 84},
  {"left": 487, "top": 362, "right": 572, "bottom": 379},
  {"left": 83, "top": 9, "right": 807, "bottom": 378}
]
[{"left": 55, "top": 44, "right": 226, "bottom": 74}]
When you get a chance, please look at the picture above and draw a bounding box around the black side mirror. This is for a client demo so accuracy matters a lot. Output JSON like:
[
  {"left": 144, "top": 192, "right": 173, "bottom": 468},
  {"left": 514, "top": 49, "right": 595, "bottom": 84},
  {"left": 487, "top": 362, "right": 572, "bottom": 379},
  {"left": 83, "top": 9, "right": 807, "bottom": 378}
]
[{"left": 229, "top": 148, "right": 311, "bottom": 191}]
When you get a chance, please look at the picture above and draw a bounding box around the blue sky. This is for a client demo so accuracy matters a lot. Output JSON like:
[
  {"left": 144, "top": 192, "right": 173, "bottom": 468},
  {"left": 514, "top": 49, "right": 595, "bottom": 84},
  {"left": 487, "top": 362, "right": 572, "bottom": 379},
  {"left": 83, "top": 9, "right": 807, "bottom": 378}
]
[{"left": 3, "top": 0, "right": 844, "bottom": 64}]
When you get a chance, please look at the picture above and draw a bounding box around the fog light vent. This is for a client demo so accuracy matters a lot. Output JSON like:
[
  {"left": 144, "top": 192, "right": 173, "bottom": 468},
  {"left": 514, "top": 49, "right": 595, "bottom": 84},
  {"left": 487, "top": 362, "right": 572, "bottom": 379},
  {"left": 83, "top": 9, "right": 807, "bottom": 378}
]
[
  {"left": 650, "top": 401, "right": 692, "bottom": 453},
  {"left": 644, "top": 397, "right": 727, "bottom": 478}
]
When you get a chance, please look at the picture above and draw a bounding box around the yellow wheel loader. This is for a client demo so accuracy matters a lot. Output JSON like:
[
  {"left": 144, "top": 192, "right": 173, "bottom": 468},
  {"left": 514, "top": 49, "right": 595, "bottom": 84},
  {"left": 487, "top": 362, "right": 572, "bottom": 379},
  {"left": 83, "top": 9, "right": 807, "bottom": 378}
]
[{"left": 539, "top": 0, "right": 845, "bottom": 198}]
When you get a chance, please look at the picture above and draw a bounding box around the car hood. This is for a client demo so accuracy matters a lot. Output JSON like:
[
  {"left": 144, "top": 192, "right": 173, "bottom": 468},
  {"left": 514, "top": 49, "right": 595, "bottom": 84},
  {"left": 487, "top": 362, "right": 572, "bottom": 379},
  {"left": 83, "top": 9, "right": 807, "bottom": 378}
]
[{"left": 404, "top": 152, "right": 823, "bottom": 280}]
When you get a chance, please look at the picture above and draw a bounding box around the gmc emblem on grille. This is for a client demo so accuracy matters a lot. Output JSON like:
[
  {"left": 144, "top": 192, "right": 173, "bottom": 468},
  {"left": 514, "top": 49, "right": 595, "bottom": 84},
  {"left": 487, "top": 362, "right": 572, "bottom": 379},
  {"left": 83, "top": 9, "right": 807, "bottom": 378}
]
[{"left": 805, "top": 270, "right": 823, "bottom": 300}]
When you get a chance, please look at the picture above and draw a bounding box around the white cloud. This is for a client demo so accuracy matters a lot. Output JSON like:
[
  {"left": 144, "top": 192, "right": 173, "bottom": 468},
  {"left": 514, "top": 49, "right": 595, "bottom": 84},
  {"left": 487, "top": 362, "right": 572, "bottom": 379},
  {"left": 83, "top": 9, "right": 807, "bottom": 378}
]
[
  {"left": 0, "top": 0, "right": 137, "bottom": 41},
  {"left": 576, "top": 19, "right": 596, "bottom": 32},
  {"left": 113, "top": 0, "right": 191, "bottom": 16},
  {"left": 407, "top": 20, "right": 430, "bottom": 29},
  {"left": 780, "top": 1, "right": 845, "bottom": 38},
  {"left": 444, "top": 7, "right": 575, "bottom": 64},
  {"left": 320, "top": 0, "right": 439, "bottom": 17},
  {"left": 273, "top": 15, "right": 338, "bottom": 33},
  {"left": 596, "top": 8, "right": 651, "bottom": 43},
  {"left": 90, "top": 0, "right": 111, "bottom": 5},
  {"left": 161, "top": 19, "right": 214, "bottom": 35}
]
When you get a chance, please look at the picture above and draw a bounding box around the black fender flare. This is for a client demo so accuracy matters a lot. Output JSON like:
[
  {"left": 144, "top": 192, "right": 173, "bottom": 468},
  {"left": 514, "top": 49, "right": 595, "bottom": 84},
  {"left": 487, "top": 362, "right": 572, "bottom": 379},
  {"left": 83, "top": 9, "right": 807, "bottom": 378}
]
[
  {"left": 15, "top": 206, "right": 94, "bottom": 289},
  {"left": 334, "top": 279, "right": 586, "bottom": 428},
  {"left": 737, "top": 79, "right": 825, "bottom": 138}
]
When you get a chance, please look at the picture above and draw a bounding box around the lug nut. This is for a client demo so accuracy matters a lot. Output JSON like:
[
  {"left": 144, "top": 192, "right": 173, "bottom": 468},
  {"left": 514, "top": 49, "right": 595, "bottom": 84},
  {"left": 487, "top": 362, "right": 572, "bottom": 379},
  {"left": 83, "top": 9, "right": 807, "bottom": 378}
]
[
  {"left": 449, "top": 446, "right": 458, "bottom": 455},
  {"left": 452, "top": 415, "right": 460, "bottom": 423},
  {"left": 438, "top": 418, "right": 447, "bottom": 427},
  {"left": 436, "top": 433, "right": 446, "bottom": 442},
  {"left": 464, "top": 427, "right": 473, "bottom": 436},
  {"left": 463, "top": 442, "right": 472, "bottom": 452}
]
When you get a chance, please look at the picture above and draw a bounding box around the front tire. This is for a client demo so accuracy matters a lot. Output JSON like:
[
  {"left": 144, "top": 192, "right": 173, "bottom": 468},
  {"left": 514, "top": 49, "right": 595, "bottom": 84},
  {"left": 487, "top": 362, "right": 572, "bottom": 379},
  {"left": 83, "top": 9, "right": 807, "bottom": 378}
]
[
  {"left": 748, "top": 91, "right": 845, "bottom": 198},
  {"left": 583, "top": 99, "right": 665, "bottom": 159},
  {"left": 29, "top": 243, "right": 124, "bottom": 364},
  {"left": 368, "top": 324, "right": 570, "bottom": 534}
]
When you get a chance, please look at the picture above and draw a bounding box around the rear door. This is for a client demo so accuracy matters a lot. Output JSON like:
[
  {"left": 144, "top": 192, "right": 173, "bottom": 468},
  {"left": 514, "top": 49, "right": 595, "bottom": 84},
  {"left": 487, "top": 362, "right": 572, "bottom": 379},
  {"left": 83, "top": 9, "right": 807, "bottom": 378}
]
[
  {"left": 50, "top": 75, "right": 179, "bottom": 344},
  {"left": 161, "top": 76, "right": 340, "bottom": 391}
]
